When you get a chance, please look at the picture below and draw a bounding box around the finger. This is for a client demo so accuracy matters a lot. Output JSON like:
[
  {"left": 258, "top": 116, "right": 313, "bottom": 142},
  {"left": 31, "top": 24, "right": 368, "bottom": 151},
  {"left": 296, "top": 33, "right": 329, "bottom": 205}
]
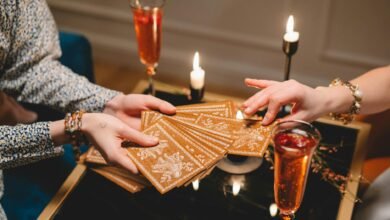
[
  {"left": 242, "top": 92, "right": 259, "bottom": 108},
  {"left": 243, "top": 81, "right": 284, "bottom": 109},
  {"left": 119, "top": 126, "right": 159, "bottom": 147},
  {"left": 245, "top": 78, "right": 278, "bottom": 89},
  {"left": 114, "top": 148, "right": 139, "bottom": 174},
  {"left": 243, "top": 88, "right": 266, "bottom": 107},
  {"left": 244, "top": 91, "right": 269, "bottom": 116},
  {"left": 261, "top": 88, "right": 297, "bottom": 125},
  {"left": 262, "top": 98, "right": 283, "bottom": 125},
  {"left": 144, "top": 96, "right": 176, "bottom": 114},
  {"left": 244, "top": 82, "right": 285, "bottom": 115}
]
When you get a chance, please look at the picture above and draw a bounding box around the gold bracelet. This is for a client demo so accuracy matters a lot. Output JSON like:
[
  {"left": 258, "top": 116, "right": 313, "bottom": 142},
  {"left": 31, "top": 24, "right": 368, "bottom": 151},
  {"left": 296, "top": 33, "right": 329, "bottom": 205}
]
[
  {"left": 329, "top": 78, "right": 363, "bottom": 124},
  {"left": 64, "top": 110, "right": 87, "bottom": 160}
]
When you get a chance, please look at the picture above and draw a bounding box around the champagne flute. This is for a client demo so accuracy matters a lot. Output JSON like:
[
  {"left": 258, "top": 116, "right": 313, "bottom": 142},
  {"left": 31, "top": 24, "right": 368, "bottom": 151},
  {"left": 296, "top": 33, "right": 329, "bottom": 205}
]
[
  {"left": 272, "top": 120, "right": 321, "bottom": 219},
  {"left": 129, "top": 0, "right": 165, "bottom": 96}
]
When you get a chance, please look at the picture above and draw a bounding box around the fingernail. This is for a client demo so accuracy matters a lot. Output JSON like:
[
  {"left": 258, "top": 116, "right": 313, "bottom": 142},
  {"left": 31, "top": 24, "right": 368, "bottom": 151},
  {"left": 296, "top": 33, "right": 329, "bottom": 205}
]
[
  {"left": 262, "top": 116, "right": 269, "bottom": 125},
  {"left": 148, "top": 136, "right": 158, "bottom": 144},
  {"left": 244, "top": 107, "right": 251, "bottom": 114},
  {"left": 132, "top": 168, "right": 139, "bottom": 174}
]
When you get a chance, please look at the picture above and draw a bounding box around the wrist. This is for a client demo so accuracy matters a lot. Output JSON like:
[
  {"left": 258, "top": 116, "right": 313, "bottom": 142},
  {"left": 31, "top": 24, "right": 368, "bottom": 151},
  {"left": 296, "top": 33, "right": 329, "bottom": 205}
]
[
  {"left": 80, "top": 112, "right": 99, "bottom": 135},
  {"left": 103, "top": 94, "right": 125, "bottom": 114},
  {"left": 49, "top": 120, "right": 69, "bottom": 146},
  {"left": 314, "top": 86, "right": 353, "bottom": 115}
]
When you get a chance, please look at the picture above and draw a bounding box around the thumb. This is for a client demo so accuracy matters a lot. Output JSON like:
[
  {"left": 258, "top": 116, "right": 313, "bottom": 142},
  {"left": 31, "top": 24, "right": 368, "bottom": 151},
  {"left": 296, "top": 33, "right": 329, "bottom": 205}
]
[
  {"left": 119, "top": 126, "right": 159, "bottom": 147},
  {"left": 144, "top": 96, "right": 176, "bottom": 115}
]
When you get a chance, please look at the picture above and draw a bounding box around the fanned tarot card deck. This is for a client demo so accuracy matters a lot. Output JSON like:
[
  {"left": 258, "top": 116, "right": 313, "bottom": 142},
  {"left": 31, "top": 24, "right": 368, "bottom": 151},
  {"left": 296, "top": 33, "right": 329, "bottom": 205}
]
[{"left": 84, "top": 100, "right": 274, "bottom": 194}]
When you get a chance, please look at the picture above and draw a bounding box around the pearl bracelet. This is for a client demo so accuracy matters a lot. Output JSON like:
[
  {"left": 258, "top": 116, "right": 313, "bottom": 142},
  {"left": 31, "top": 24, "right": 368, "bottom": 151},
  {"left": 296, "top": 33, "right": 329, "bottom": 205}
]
[{"left": 329, "top": 78, "right": 363, "bottom": 124}]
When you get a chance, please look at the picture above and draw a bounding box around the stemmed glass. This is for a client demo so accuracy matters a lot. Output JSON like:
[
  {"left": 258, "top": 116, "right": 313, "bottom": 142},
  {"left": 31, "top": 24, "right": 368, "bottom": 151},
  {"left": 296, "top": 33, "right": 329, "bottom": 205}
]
[
  {"left": 129, "top": 0, "right": 165, "bottom": 96},
  {"left": 272, "top": 120, "right": 321, "bottom": 219}
]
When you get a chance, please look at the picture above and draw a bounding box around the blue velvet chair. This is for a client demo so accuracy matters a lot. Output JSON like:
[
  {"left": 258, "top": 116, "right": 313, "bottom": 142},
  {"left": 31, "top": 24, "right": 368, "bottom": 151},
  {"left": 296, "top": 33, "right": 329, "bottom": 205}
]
[{"left": 2, "top": 32, "right": 94, "bottom": 220}]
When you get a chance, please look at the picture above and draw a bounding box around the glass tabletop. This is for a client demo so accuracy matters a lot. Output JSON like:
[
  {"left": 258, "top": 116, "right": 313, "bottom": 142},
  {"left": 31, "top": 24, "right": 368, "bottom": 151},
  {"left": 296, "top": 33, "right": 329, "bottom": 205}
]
[{"left": 51, "top": 90, "right": 362, "bottom": 220}]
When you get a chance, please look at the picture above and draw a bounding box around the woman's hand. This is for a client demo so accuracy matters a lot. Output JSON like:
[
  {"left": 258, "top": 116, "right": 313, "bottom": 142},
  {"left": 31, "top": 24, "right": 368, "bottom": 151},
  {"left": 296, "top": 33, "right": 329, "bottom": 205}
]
[
  {"left": 81, "top": 113, "right": 159, "bottom": 173},
  {"left": 242, "top": 78, "right": 333, "bottom": 125},
  {"left": 103, "top": 94, "right": 176, "bottom": 130}
]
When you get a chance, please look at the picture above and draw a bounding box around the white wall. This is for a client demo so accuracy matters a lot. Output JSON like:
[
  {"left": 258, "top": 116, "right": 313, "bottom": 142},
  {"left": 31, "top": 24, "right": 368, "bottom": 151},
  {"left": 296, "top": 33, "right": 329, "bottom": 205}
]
[{"left": 48, "top": 0, "right": 390, "bottom": 97}]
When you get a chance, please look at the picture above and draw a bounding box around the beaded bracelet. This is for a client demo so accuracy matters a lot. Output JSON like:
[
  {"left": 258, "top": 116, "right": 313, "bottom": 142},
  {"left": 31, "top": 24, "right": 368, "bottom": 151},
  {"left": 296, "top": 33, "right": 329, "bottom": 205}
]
[
  {"left": 64, "top": 110, "right": 88, "bottom": 160},
  {"left": 329, "top": 78, "right": 363, "bottom": 124}
]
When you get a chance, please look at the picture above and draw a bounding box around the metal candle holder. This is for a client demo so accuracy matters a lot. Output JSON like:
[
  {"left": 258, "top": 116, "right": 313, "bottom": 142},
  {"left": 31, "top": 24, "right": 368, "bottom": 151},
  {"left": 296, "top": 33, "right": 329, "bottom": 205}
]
[
  {"left": 190, "top": 85, "right": 205, "bottom": 102},
  {"left": 282, "top": 40, "right": 299, "bottom": 81}
]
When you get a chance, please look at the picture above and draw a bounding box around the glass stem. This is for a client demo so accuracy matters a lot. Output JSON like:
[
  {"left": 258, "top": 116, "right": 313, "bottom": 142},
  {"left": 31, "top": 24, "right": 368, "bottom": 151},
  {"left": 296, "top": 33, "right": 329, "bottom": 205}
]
[
  {"left": 148, "top": 75, "right": 155, "bottom": 96},
  {"left": 146, "top": 66, "right": 156, "bottom": 96}
]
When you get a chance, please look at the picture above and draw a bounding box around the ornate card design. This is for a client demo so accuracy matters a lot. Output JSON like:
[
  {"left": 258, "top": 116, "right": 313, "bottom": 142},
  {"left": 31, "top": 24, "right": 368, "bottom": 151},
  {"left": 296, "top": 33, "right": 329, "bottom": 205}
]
[
  {"left": 195, "top": 114, "right": 273, "bottom": 157},
  {"left": 127, "top": 123, "right": 204, "bottom": 194},
  {"left": 85, "top": 147, "right": 107, "bottom": 165}
]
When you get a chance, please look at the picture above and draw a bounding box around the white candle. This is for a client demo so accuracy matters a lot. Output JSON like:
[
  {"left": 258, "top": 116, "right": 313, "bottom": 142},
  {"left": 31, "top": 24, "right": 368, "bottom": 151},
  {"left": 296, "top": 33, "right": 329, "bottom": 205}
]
[
  {"left": 190, "top": 52, "right": 205, "bottom": 89},
  {"left": 283, "top": 15, "right": 300, "bottom": 42}
]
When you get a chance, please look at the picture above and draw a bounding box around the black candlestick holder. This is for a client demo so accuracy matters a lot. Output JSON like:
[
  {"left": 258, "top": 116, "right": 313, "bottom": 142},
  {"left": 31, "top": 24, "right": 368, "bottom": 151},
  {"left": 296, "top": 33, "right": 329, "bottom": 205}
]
[
  {"left": 190, "top": 85, "right": 205, "bottom": 102},
  {"left": 282, "top": 40, "right": 299, "bottom": 81},
  {"left": 282, "top": 40, "right": 299, "bottom": 114}
]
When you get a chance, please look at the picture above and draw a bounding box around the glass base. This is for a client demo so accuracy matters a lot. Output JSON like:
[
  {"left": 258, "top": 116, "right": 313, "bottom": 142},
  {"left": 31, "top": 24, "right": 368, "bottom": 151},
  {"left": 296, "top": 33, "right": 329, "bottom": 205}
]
[
  {"left": 217, "top": 156, "right": 262, "bottom": 174},
  {"left": 280, "top": 213, "right": 295, "bottom": 220}
]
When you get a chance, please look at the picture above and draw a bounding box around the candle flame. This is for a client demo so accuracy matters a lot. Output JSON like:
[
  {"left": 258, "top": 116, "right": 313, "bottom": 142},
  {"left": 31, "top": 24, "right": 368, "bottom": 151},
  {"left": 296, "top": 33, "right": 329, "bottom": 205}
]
[
  {"left": 286, "top": 15, "right": 295, "bottom": 33},
  {"left": 192, "top": 179, "right": 199, "bottom": 191},
  {"left": 193, "top": 51, "right": 200, "bottom": 70},
  {"left": 269, "top": 203, "right": 278, "bottom": 217},
  {"left": 232, "top": 181, "right": 241, "bottom": 196},
  {"left": 236, "top": 110, "right": 244, "bottom": 120}
]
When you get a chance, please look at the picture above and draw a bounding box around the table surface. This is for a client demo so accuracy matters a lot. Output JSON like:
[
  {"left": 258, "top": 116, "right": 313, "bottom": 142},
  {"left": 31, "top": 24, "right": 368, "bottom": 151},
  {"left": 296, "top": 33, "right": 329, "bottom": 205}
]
[{"left": 38, "top": 80, "right": 371, "bottom": 220}]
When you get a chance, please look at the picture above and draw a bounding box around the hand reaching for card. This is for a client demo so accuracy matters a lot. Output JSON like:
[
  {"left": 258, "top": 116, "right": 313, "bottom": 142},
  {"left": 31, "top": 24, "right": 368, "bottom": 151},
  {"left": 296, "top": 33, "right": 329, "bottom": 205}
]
[{"left": 103, "top": 94, "right": 176, "bottom": 130}]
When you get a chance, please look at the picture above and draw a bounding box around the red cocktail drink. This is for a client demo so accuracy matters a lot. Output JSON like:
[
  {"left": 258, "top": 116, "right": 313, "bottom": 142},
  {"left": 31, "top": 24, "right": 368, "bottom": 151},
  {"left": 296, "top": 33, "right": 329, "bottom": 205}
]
[{"left": 273, "top": 120, "right": 321, "bottom": 219}]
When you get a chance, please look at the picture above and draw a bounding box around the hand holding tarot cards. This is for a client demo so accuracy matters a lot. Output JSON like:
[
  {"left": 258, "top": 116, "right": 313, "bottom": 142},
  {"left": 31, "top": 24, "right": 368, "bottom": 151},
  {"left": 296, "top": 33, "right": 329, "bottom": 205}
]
[{"left": 84, "top": 101, "right": 274, "bottom": 194}]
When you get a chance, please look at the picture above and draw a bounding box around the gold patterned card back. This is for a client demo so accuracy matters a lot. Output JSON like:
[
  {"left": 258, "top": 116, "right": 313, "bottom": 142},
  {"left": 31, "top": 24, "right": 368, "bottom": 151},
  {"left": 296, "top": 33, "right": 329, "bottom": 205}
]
[
  {"left": 158, "top": 118, "right": 221, "bottom": 168},
  {"left": 85, "top": 147, "right": 107, "bottom": 165},
  {"left": 195, "top": 114, "right": 273, "bottom": 157},
  {"left": 91, "top": 168, "right": 145, "bottom": 194},
  {"left": 127, "top": 123, "right": 205, "bottom": 194},
  {"left": 176, "top": 100, "right": 235, "bottom": 118}
]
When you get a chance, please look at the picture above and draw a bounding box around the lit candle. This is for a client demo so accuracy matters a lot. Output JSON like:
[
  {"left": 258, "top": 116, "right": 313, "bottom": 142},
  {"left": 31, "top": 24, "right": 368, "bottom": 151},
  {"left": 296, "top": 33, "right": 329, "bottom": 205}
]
[
  {"left": 283, "top": 15, "right": 299, "bottom": 42},
  {"left": 236, "top": 110, "right": 244, "bottom": 120},
  {"left": 190, "top": 52, "right": 205, "bottom": 89},
  {"left": 269, "top": 203, "right": 278, "bottom": 217},
  {"left": 230, "top": 175, "right": 245, "bottom": 196},
  {"left": 192, "top": 179, "right": 199, "bottom": 191},
  {"left": 232, "top": 181, "right": 241, "bottom": 196}
]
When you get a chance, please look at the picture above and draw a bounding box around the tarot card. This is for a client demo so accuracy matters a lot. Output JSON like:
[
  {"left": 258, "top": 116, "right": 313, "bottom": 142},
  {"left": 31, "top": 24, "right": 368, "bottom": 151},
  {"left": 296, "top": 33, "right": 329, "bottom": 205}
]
[{"left": 126, "top": 123, "right": 205, "bottom": 194}]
